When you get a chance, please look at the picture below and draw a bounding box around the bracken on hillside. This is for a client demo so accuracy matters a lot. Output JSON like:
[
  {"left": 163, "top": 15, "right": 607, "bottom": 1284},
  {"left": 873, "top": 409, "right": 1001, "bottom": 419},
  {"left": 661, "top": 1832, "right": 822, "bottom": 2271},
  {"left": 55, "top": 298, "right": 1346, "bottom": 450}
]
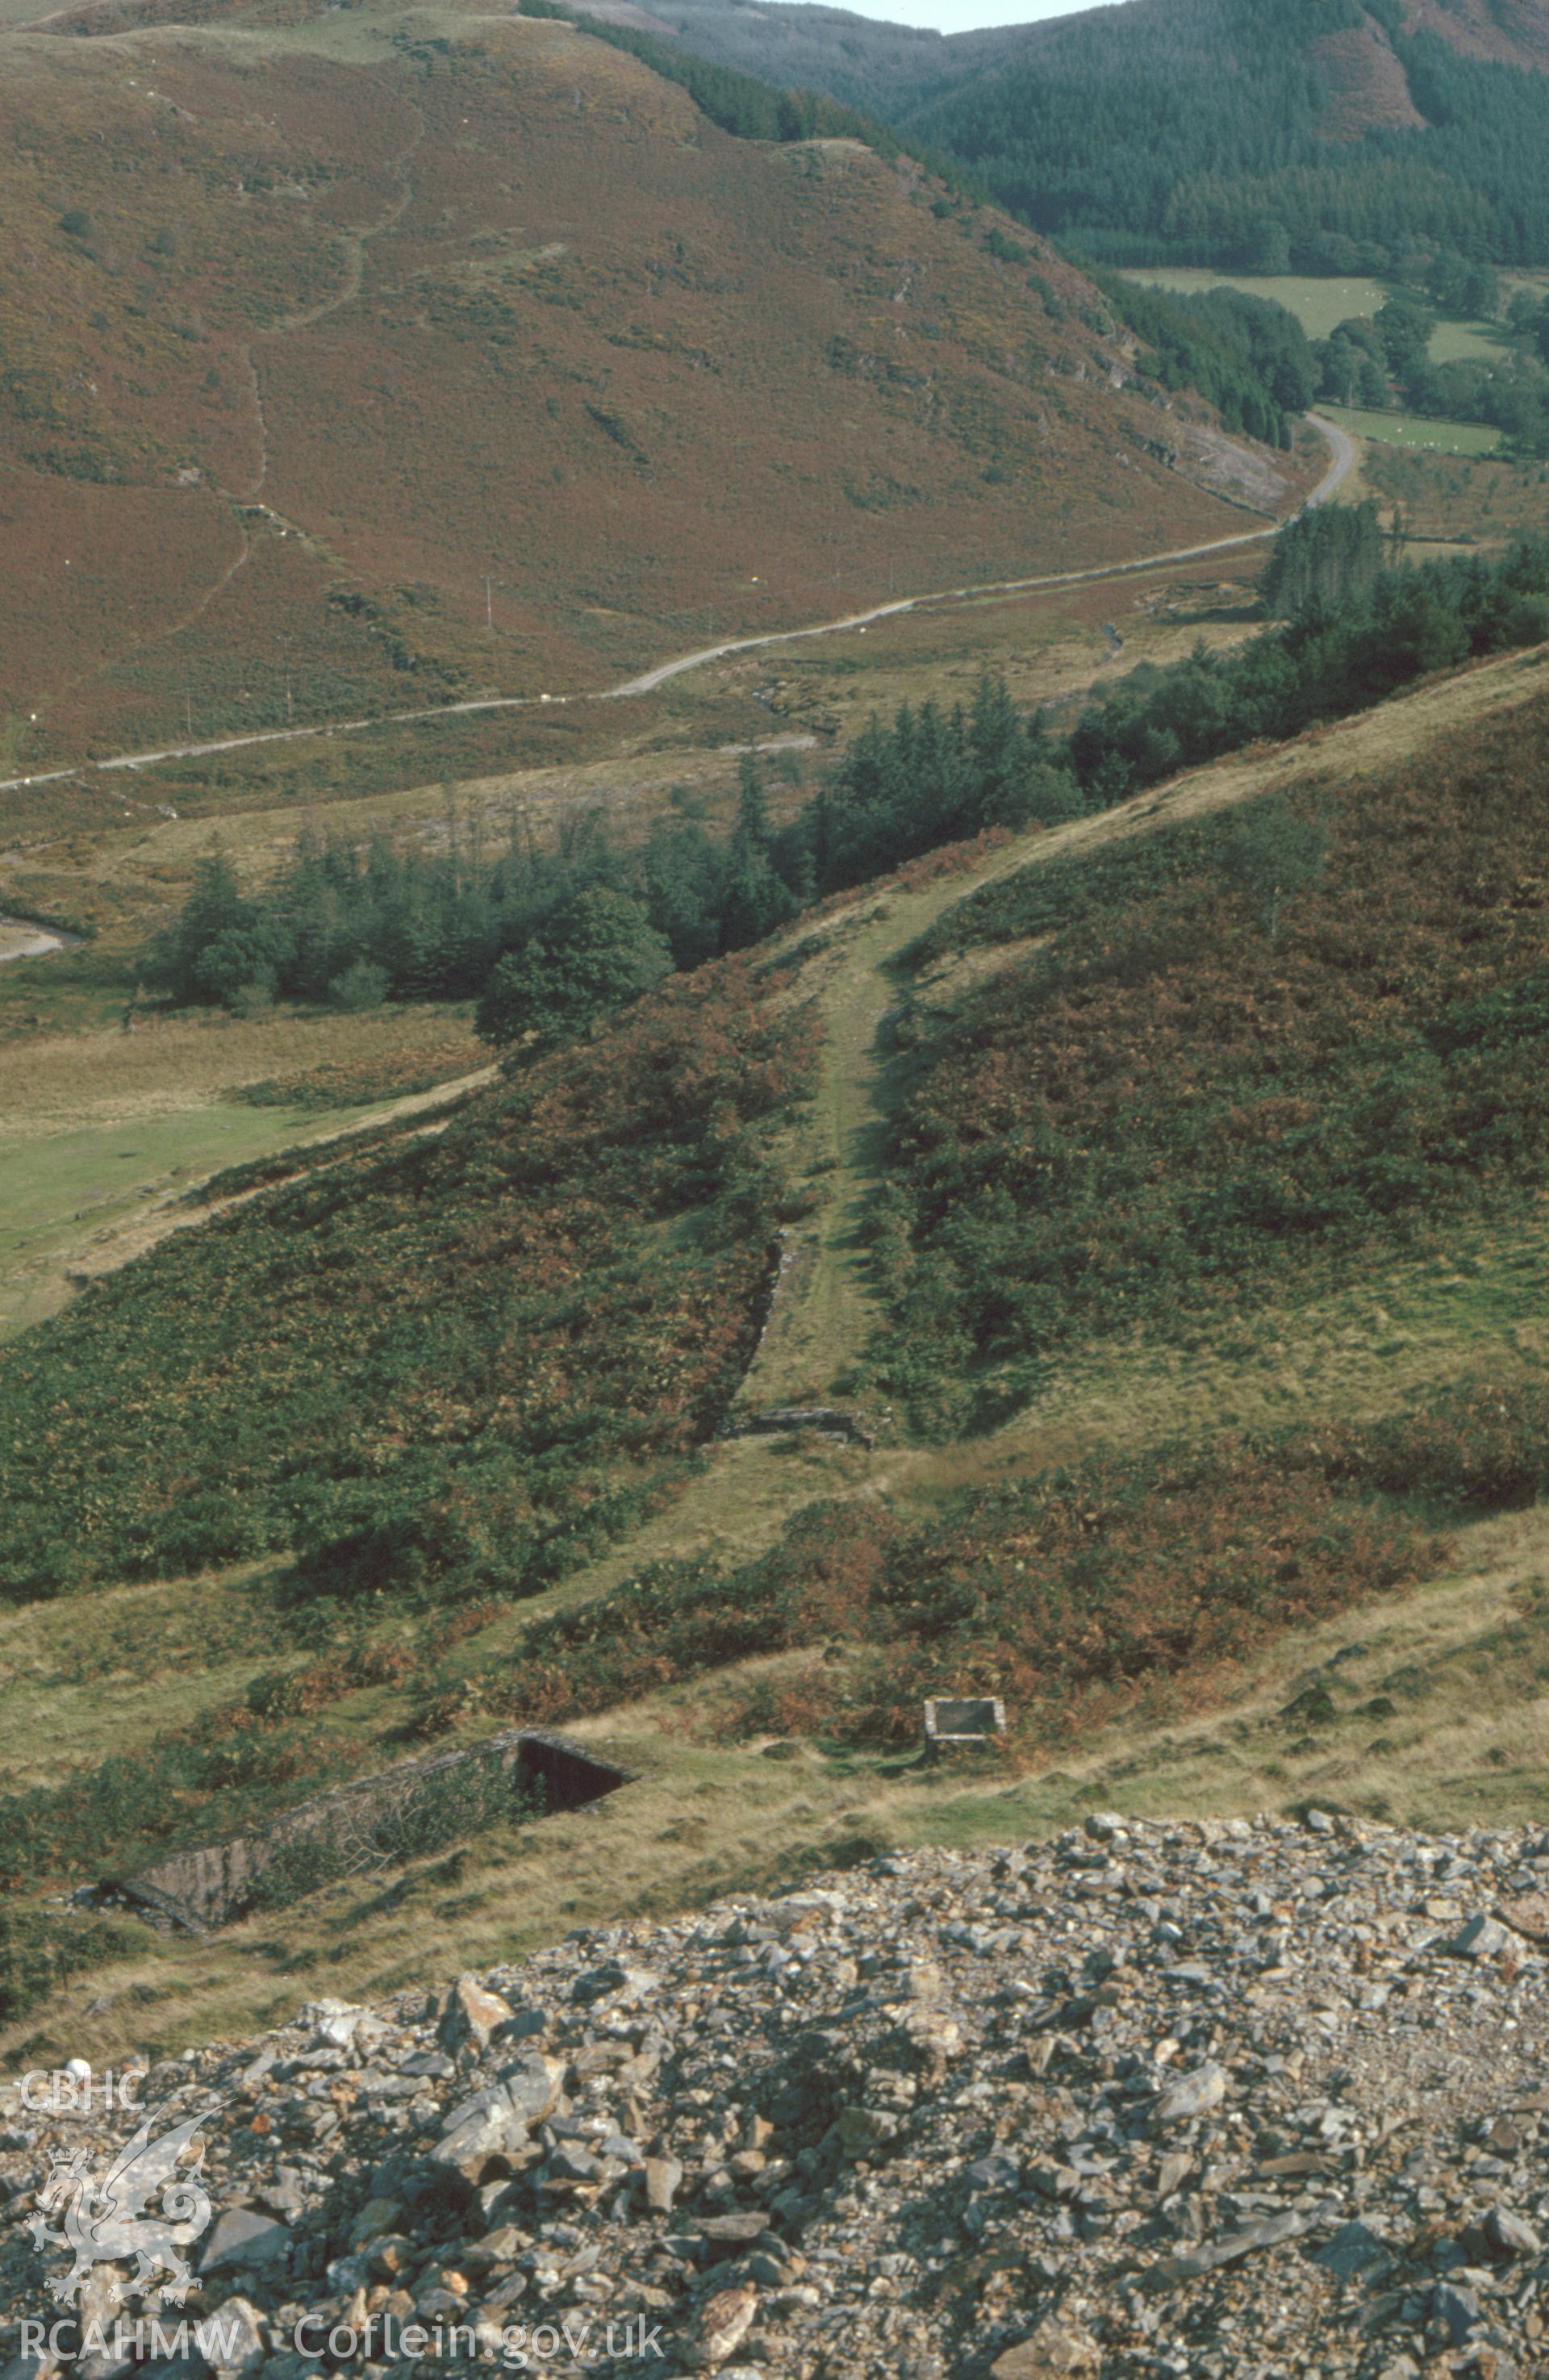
[{"left": 0, "top": 961, "right": 817, "bottom": 1602}]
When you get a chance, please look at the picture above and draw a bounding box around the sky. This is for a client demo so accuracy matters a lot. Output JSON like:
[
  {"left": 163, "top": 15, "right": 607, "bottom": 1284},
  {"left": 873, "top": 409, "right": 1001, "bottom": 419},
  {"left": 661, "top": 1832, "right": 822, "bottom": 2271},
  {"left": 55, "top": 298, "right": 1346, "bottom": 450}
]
[{"left": 766, "top": 0, "right": 1122, "bottom": 31}]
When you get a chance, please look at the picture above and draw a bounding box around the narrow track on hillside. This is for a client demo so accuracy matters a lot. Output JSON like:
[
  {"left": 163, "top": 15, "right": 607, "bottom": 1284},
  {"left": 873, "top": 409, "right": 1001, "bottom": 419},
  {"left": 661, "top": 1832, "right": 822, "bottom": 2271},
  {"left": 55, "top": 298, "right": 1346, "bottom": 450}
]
[
  {"left": 733, "top": 631, "right": 1549, "bottom": 1422},
  {"left": 31, "top": 103, "right": 428, "bottom": 741},
  {"left": 449, "top": 630, "right": 1549, "bottom": 1641},
  {"left": 0, "top": 418, "right": 1355, "bottom": 799},
  {"left": 15, "top": 631, "right": 1546, "bottom": 1714},
  {"left": 237, "top": 99, "right": 426, "bottom": 500}
]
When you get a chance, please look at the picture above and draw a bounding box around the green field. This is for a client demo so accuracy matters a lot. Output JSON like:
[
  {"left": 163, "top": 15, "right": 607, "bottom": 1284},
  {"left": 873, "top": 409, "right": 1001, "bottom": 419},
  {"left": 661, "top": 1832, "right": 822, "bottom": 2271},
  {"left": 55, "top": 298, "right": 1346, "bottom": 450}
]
[
  {"left": 0, "top": 1100, "right": 376, "bottom": 1340},
  {"left": 1122, "top": 267, "right": 1391, "bottom": 340},
  {"left": 1121, "top": 269, "right": 1511, "bottom": 460},
  {"left": 1429, "top": 316, "right": 1509, "bottom": 365},
  {"left": 1321, "top": 403, "right": 1503, "bottom": 455},
  {"left": 1122, "top": 266, "right": 1506, "bottom": 373}
]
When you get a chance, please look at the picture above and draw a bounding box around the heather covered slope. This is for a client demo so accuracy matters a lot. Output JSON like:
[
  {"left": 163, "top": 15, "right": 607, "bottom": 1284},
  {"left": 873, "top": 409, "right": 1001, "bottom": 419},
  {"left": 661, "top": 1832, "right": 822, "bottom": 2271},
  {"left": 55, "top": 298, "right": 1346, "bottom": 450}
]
[
  {"left": 0, "top": 0, "right": 1288, "bottom": 768},
  {"left": 1405, "top": 0, "right": 1549, "bottom": 72},
  {"left": 871, "top": 689, "right": 1549, "bottom": 1434},
  {"left": 229, "top": 674, "right": 1549, "bottom": 1775}
]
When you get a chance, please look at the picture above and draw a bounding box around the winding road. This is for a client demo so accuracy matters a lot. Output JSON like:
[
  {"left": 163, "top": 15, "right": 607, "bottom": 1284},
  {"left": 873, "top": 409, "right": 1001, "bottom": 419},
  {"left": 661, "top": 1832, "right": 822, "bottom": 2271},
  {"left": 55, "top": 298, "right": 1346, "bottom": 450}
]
[{"left": 0, "top": 415, "right": 1358, "bottom": 800}]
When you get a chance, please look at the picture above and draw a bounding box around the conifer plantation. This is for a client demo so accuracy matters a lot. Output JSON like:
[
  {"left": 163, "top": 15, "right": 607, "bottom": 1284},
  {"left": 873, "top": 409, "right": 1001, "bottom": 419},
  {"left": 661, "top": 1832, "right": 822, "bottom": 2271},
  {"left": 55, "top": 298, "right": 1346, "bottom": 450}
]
[
  {"left": 649, "top": 0, "right": 1549, "bottom": 273},
  {"left": 140, "top": 529, "right": 1549, "bottom": 1033}
]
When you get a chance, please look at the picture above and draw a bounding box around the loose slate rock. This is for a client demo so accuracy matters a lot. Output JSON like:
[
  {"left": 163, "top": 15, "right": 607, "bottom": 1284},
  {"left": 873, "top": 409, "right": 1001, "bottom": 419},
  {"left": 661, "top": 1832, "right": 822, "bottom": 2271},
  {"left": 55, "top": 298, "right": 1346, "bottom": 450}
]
[
  {"left": 991, "top": 2319, "right": 1100, "bottom": 2376},
  {"left": 1444, "top": 1914, "right": 1513, "bottom": 1960},
  {"left": 7, "top": 1818, "right": 1549, "bottom": 2380},
  {"left": 199, "top": 2211, "right": 290, "bottom": 2275},
  {"left": 1484, "top": 2204, "right": 1541, "bottom": 2257},
  {"left": 643, "top": 2152, "right": 683, "bottom": 2212},
  {"left": 1315, "top": 2220, "right": 1394, "bottom": 2279},
  {"left": 440, "top": 1974, "right": 514, "bottom": 2052},
  {"left": 1156, "top": 2204, "right": 1328, "bottom": 2282},
  {"left": 692, "top": 2282, "right": 757, "bottom": 2369},
  {"left": 1154, "top": 2060, "right": 1230, "bottom": 2124}
]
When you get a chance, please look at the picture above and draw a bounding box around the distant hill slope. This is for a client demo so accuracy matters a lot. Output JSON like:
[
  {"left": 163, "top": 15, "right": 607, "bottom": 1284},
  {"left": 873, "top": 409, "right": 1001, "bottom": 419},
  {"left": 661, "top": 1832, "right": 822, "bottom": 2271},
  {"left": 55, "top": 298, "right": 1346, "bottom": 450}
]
[
  {"left": 0, "top": 0, "right": 1291, "bottom": 768},
  {"left": 644, "top": 0, "right": 1549, "bottom": 271},
  {"left": 591, "top": 0, "right": 980, "bottom": 115},
  {"left": 1406, "top": 0, "right": 1549, "bottom": 72}
]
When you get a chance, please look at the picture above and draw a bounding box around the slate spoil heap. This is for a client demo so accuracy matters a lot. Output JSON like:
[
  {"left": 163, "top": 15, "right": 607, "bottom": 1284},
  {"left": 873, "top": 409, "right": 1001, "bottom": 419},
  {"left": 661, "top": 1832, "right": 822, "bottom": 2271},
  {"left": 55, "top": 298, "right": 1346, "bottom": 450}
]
[{"left": 6, "top": 1816, "right": 1549, "bottom": 2380}]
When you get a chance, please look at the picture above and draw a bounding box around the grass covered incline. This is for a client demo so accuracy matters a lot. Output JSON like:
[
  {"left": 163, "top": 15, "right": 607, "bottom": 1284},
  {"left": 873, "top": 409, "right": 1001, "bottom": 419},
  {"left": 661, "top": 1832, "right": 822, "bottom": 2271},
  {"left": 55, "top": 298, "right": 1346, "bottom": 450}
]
[
  {"left": 874, "top": 693, "right": 1549, "bottom": 1431},
  {"left": 6, "top": 654, "right": 1549, "bottom": 2052},
  {"left": 0, "top": 965, "right": 816, "bottom": 1604},
  {"left": 443, "top": 1434, "right": 1451, "bottom": 1754}
]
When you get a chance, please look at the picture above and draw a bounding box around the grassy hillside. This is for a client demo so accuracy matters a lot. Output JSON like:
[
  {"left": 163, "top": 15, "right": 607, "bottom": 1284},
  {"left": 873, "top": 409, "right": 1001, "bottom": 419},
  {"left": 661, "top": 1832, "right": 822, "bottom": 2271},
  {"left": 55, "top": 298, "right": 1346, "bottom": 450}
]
[
  {"left": 6, "top": 639, "right": 1549, "bottom": 2052},
  {"left": 0, "top": 0, "right": 1287, "bottom": 770},
  {"left": 877, "top": 693, "right": 1549, "bottom": 1428},
  {"left": 0, "top": 961, "right": 815, "bottom": 1600}
]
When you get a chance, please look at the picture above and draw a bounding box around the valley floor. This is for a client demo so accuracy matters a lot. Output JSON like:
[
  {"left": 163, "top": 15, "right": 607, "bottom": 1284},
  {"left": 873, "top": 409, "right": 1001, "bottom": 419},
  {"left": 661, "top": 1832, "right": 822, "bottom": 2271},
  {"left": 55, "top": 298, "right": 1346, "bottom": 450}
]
[{"left": 0, "top": 411, "right": 1355, "bottom": 803}]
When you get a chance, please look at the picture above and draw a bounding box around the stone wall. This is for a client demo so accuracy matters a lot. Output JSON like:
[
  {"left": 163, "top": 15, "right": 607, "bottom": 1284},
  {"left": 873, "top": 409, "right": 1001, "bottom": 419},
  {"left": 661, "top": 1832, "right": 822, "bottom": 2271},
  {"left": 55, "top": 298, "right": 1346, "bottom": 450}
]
[{"left": 94, "top": 1731, "right": 628, "bottom": 1934}]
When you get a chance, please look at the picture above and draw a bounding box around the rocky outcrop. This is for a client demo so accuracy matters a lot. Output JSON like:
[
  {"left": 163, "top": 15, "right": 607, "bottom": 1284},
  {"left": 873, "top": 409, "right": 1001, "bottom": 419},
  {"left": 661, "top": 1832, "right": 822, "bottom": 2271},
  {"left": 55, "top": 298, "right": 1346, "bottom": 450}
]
[{"left": 10, "top": 1817, "right": 1549, "bottom": 2378}]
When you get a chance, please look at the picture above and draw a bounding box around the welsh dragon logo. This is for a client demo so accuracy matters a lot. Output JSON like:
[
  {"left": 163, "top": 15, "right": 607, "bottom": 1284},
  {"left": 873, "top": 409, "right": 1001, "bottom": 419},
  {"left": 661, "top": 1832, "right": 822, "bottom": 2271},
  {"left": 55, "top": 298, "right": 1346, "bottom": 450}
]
[{"left": 27, "top": 2101, "right": 222, "bottom": 2307}]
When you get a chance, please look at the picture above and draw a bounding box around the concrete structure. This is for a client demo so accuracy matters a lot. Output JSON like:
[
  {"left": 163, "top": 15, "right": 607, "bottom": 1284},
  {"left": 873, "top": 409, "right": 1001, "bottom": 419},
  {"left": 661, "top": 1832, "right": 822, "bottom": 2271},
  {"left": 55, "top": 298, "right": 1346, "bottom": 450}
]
[{"left": 922, "top": 1697, "right": 1006, "bottom": 1762}]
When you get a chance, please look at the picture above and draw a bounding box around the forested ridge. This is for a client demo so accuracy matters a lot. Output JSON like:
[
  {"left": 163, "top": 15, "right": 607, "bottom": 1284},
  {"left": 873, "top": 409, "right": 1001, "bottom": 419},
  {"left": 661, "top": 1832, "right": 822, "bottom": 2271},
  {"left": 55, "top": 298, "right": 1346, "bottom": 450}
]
[
  {"left": 649, "top": 0, "right": 1549, "bottom": 272},
  {"left": 911, "top": 0, "right": 1549, "bottom": 270},
  {"left": 1088, "top": 275, "right": 1317, "bottom": 448}
]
